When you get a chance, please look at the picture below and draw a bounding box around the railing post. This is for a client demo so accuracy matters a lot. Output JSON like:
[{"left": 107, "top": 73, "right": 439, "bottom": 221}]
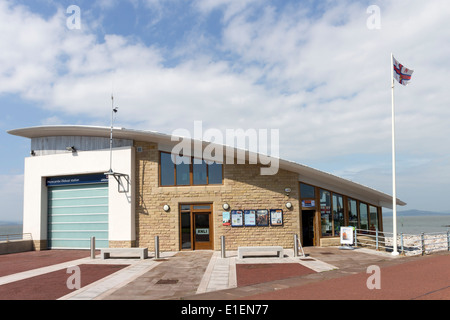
[
  {"left": 155, "top": 235, "right": 160, "bottom": 259},
  {"left": 376, "top": 230, "right": 379, "bottom": 250},
  {"left": 220, "top": 235, "right": 226, "bottom": 258},
  {"left": 90, "top": 236, "right": 96, "bottom": 259},
  {"left": 400, "top": 233, "right": 404, "bottom": 254},
  {"left": 293, "top": 234, "right": 299, "bottom": 257},
  {"left": 447, "top": 230, "right": 449, "bottom": 251},
  {"left": 421, "top": 232, "right": 425, "bottom": 256}
]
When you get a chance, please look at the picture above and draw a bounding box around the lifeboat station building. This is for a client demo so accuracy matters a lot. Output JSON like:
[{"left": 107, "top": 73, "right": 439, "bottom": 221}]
[{"left": 8, "top": 125, "right": 405, "bottom": 251}]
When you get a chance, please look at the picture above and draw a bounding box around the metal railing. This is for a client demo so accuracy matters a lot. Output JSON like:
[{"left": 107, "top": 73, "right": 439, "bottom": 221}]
[
  {"left": 0, "top": 233, "right": 32, "bottom": 242},
  {"left": 354, "top": 229, "right": 450, "bottom": 256}
]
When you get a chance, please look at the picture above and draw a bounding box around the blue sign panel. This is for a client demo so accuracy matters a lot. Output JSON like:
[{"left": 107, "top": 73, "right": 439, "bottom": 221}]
[{"left": 46, "top": 174, "right": 108, "bottom": 186}]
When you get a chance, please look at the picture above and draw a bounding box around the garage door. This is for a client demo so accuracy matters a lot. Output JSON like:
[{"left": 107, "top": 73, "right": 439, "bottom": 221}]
[{"left": 47, "top": 175, "right": 109, "bottom": 249}]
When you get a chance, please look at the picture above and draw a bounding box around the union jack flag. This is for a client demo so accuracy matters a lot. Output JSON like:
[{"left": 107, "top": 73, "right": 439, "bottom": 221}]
[{"left": 393, "top": 56, "right": 414, "bottom": 86}]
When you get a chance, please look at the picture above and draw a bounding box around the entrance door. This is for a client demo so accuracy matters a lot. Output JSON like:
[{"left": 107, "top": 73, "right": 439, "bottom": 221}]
[
  {"left": 180, "top": 204, "right": 213, "bottom": 250},
  {"left": 302, "top": 210, "right": 315, "bottom": 246}
]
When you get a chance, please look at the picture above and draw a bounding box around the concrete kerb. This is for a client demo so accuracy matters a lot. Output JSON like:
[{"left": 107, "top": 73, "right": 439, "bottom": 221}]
[
  {"left": 60, "top": 251, "right": 177, "bottom": 300},
  {"left": 196, "top": 249, "right": 339, "bottom": 295}
]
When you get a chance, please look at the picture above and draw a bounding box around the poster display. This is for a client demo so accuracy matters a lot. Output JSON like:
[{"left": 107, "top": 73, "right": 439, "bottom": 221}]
[
  {"left": 222, "top": 212, "right": 231, "bottom": 226},
  {"left": 231, "top": 210, "right": 243, "bottom": 227},
  {"left": 270, "top": 209, "right": 283, "bottom": 226},
  {"left": 256, "top": 209, "right": 269, "bottom": 226},
  {"left": 244, "top": 210, "right": 256, "bottom": 226},
  {"left": 340, "top": 226, "right": 354, "bottom": 245}
]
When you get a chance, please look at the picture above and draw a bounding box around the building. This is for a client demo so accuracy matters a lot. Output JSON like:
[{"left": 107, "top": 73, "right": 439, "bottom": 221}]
[{"left": 8, "top": 125, "right": 405, "bottom": 251}]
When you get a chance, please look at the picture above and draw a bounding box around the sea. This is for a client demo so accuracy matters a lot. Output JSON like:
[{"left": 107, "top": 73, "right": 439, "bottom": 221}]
[
  {"left": 382, "top": 215, "right": 450, "bottom": 235},
  {"left": 0, "top": 224, "right": 23, "bottom": 237}
]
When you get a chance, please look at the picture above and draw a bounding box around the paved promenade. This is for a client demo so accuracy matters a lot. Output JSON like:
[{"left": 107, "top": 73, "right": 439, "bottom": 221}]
[{"left": 0, "top": 247, "right": 448, "bottom": 300}]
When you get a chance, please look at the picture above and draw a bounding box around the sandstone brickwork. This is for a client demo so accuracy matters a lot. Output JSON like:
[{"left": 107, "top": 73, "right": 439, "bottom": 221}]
[{"left": 134, "top": 141, "right": 300, "bottom": 251}]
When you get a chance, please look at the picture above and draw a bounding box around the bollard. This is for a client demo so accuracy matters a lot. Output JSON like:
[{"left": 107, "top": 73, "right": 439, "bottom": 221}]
[
  {"left": 155, "top": 235, "right": 160, "bottom": 259},
  {"left": 221, "top": 235, "right": 226, "bottom": 258},
  {"left": 293, "top": 234, "right": 299, "bottom": 257},
  {"left": 90, "top": 236, "right": 95, "bottom": 259}
]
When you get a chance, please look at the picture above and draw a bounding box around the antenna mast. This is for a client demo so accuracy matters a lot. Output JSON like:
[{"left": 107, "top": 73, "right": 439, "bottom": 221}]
[{"left": 108, "top": 94, "right": 118, "bottom": 174}]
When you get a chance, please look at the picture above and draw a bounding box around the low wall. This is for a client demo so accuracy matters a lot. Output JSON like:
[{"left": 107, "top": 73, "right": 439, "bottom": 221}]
[{"left": 0, "top": 240, "right": 33, "bottom": 255}]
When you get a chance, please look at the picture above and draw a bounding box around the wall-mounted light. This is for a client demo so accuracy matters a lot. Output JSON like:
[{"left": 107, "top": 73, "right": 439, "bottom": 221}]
[
  {"left": 284, "top": 187, "right": 291, "bottom": 196},
  {"left": 66, "top": 146, "right": 77, "bottom": 153},
  {"left": 285, "top": 202, "right": 293, "bottom": 209},
  {"left": 30, "top": 150, "right": 36, "bottom": 156},
  {"left": 163, "top": 204, "right": 170, "bottom": 212},
  {"left": 222, "top": 203, "right": 230, "bottom": 211}
]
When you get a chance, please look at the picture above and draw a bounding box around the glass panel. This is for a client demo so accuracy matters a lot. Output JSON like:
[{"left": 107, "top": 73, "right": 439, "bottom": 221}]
[
  {"left": 181, "top": 212, "right": 191, "bottom": 249},
  {"left": 176, "top": 155, "right": 191, "bottom": 185},
  {"left": 360, "top": 203, "right": 368, "bottom": 230},
  {"left": 180, "top": 204, "right": 191, "bottom": 211},
  {"left": 208, "top": 162, "right": 223, "bottom": 184},
  {"left": 300, "top": 183, "right": 315, "bottom": 199},
  {"left": 332, "top": 194, "right": 344, "bottom": 236},
  {"left": 348, "top": 199, "right": 358, "bottom": 228},
  {"left": 369, "top": 206, "right": 378, "bottom": 231},
  {"left": 193, "top": 205, "right": 211, "bottom": 210},
  {"left": 320, "top": 190, "right": 332, "bottom": 237},
  {"left": 160, "top": 152, "right": 175, "bottom": 186},
  {"left": 195, "top": 214, "right": 210, "bottom": 243},
  {"left": 193, "top": 159, "right": 207, "bottom": 185}
]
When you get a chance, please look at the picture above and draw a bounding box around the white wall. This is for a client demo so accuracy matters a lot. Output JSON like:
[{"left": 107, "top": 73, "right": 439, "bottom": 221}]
[{"left": 23, "top": 147, "right": 135, "bottom": 245}]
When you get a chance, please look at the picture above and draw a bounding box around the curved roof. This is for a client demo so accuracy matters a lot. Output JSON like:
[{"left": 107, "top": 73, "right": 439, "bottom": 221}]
[{"left": 8, "top": 125, "right": 405, "bottom": 208}]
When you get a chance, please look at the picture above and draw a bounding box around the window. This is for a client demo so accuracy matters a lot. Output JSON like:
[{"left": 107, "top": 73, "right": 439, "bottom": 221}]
[
  {"left": 176, "top": 156, "right": 191, "bottom": 186},
  {"left": 369, "top": 205, "right": 378, "bottom": 231},
  {"left": 208, "top": 162, "right": 223, "bottom": 184},
  {"left": 193, "top": 159, "right": 207, "bottom": 185},
  {"left": 360, "top": 202, "right": 368, "bottom": 230},
  {"left": 348, "top": 198, "right": 358, "bottom": 228},
  {"left": 300, "top": 183, "right": 315, "bottom": 199},
  {"left": 160, "top": 152, "right": 223, "bottom": 186},
  {"left": 332, "top": 194, "right": 344, "bottom": 236},
  {"left": 160, "top": 152, "right": 175, "bottom": 186},
  {"left": 320, "top": 190, "right": 332, "bottom": 237}
]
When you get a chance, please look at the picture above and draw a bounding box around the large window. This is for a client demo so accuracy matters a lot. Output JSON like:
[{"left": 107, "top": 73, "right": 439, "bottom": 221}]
[
  {"left": 160, "top": 152, "right": 223, "bottom": 186},
  {"left": 320, "top": 190, "right": 332, "bottom": 237},
  {"left": 369, "top": 205, "right": 378, "bottom": 231},
  {"left": 359, "top": 203, "right": 368, "bottom": 230},
  {"left": 332, "top": 194, "right": 344, "bottom": 236},
  {"left": 348, "top": 198, "right": 358, "bottom": 228}
]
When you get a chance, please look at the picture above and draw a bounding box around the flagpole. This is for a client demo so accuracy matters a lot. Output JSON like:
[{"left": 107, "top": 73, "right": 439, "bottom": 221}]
[{"left": 391, "top": 53, "right": 399, "bottom": 256}]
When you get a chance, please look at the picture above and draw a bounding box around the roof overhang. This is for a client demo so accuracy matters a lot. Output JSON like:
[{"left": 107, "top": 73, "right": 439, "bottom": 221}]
[{"left": 8, "top": 125, "right": 406, "bottom": 208}]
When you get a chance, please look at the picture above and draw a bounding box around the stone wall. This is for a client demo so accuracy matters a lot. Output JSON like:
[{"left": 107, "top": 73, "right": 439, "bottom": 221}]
[{"left": 134, "top": 141, "right": 300, "bottom": 251}]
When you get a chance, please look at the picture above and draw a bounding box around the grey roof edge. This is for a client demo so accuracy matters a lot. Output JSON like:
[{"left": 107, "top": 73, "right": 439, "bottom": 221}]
[{"left": 7, "top": 125, "right": 406, "bottom": 208}]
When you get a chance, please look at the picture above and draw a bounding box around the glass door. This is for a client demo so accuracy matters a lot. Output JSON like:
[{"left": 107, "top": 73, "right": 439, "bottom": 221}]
[
  {"left": 179, "top": 204, "right": 213, "bottom": 250},
  {"left": 194, "top": 213, "right": 212, "bottom": 250}
]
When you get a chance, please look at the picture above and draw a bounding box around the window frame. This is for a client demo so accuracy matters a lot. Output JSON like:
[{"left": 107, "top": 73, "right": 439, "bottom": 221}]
[{"left": 159, "top": 151, "right": 224, "bottom": 187}]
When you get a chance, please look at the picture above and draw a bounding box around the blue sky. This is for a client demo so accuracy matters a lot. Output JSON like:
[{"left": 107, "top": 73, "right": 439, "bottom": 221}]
[{"left": 1, "top": 0, "right": 450, "bottom": 222}]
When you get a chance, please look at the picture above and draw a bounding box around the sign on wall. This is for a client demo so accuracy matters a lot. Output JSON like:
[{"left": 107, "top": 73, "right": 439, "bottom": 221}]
[
  {"left": 256, "top": 209, "right": 269, "bottom": 226},
  {"left": 270, "top": 209, "right": 283, "bottom": 226},
  {"left": 231, "top": 210, "right": 243, "bottom": 227},
  {"left": 222, "top": 212, "right": 231, "bottom": 226},
  {"left": 244, "top": 210, "right": 256, "bottom": 226},
  {"left": 46, "top": 174, "right": 108, "bottom": 186}
]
